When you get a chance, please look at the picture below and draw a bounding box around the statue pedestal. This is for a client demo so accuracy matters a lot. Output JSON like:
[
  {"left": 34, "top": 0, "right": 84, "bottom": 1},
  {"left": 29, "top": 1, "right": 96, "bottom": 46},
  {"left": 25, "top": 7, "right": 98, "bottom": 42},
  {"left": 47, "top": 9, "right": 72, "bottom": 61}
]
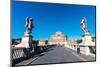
[
  {"left": 79, "top": 35, "right": 95, "bottom": 46},
  {"left": 15, "top": 32, "right": 33, "bottom": 48},
  {"left": 80, "top": 46, "right": 90, "bottom": 55},
  {"left": 79, "top": 34, "right": 95, "bottom": 55}
]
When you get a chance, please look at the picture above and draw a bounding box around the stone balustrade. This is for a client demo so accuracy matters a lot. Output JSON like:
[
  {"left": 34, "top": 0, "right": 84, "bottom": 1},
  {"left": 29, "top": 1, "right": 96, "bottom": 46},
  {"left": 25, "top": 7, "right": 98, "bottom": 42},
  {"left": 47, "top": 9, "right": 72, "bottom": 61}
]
[
  {"left": 64, "top": 44, "right": 77, "bottom": 51},
  {"left": 12, "top": 45, "right": 55, "bottom": 65},
  {"left": 64, "top": 44, "right": 95, "bottom": 56},
  {"left": 12, "top": 47, "right": 28, "bottom": 60}
]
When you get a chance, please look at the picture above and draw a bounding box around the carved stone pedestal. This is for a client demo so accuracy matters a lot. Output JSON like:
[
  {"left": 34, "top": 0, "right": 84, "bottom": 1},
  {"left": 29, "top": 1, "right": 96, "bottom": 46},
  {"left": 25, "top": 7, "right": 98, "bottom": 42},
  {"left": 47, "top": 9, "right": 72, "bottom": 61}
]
[
  {"left": 79, "top": 46, "right": 90, "bottom": 55},
  {"left": 79, "top": 35, "right": 95, "bottom": 55},
  {"left": 15, "top": 32, "right": 33, "bottom": 48}
]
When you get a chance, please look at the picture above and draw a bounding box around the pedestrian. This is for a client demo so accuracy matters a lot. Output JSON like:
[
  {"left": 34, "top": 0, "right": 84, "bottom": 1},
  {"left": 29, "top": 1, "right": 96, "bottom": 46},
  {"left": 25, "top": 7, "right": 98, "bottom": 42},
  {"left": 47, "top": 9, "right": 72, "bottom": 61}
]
[{"left": 77, "top": 45, "right": 80, "bottom": 54}]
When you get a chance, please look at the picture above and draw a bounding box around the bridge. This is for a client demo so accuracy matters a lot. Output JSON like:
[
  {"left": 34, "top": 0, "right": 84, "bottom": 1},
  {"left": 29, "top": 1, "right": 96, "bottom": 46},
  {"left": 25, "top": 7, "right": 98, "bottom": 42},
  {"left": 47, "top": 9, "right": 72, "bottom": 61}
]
[{"left": 12, "top": 44, "right": 95, "bottom": 66}]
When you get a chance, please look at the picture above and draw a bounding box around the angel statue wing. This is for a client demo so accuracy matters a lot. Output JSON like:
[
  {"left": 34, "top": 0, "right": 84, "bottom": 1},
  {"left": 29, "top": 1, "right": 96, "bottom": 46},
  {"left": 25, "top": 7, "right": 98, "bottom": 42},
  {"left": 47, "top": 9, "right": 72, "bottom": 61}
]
[{"left": 80, "top": 18, "right": 89, "bottom": 34}]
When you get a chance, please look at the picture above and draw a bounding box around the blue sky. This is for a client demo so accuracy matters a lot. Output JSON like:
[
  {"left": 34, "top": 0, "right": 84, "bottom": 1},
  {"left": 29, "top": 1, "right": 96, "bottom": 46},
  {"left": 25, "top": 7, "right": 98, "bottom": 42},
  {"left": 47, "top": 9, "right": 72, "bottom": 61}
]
[{"left": 12, "top": 1, "right": 96, "bottom": 40}]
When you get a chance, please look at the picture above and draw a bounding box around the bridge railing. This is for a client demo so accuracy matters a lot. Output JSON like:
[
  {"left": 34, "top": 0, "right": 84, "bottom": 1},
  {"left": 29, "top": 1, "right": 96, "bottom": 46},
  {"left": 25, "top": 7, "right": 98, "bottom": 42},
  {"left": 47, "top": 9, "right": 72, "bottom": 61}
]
[
  {"left": 64, "top": 44, "right": 77, "bottom": 51},
  {"left": 12, "top": 47, "right": 28, "bottom": 60},
  {"left": 12, "top": 45, "right": 55, "bottom": 64}
]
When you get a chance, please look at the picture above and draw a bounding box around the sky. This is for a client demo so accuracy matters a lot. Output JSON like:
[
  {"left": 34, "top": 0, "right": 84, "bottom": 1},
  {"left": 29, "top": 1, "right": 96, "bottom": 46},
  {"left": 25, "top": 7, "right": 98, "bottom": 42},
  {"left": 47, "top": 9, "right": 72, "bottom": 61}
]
[{"left": 12, "top": 1, "right": 96, "bottom": 40}]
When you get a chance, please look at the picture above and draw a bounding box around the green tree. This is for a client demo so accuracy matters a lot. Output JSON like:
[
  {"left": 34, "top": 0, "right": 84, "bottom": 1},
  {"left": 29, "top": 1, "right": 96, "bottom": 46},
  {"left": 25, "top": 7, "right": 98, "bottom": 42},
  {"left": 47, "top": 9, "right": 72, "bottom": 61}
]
[
  {"left": 77, "top": 39, "right": 82, "bottom": 44},
  {"left": 92, "top": 37, "right": 96, "bottom": 42},
  {"left": 65, "top": 35, "right": 68, "bottom": 40}
]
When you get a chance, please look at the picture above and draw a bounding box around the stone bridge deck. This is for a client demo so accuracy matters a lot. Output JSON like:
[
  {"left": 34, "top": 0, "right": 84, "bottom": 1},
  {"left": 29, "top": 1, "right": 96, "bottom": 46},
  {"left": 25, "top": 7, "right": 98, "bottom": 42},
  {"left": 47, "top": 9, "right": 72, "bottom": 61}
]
[{"left": 14, "top": 45, "right": 95, "bottom": 66}]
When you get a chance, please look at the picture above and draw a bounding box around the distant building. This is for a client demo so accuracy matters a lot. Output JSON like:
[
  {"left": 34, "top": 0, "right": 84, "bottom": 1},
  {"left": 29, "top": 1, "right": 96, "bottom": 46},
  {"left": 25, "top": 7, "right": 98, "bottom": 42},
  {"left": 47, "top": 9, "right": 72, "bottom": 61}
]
[
  {"left": 38, "top": 40, "right": 48, "bottom": 46},
  {"left": 68, "top": 40, "right": 78, "bottom": 46},
  {"left": 49, "top": 32, "right": 67, "bottom": 45}
]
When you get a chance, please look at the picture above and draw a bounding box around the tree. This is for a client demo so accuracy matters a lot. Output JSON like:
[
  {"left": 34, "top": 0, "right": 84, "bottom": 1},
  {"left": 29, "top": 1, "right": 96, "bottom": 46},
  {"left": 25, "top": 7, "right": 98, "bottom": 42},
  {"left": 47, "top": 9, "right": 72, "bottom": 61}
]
[
  {"left": 77, "top": 39, "right": 82, "bottom": 44},
  {"left": 11, "top": 39, "right": 15, "bottom": 45},
  {"left": 92, "top": 37, "right": 96, "bottom": 42},
  {"left": 65, "top": 35, "right": 68, "bottom": 40},
  {"left": 45, "top": 40, "right": 48, "bottom": 44},
  {"left": 11, "top": 38, "right": 21, "bottom": 45}
]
